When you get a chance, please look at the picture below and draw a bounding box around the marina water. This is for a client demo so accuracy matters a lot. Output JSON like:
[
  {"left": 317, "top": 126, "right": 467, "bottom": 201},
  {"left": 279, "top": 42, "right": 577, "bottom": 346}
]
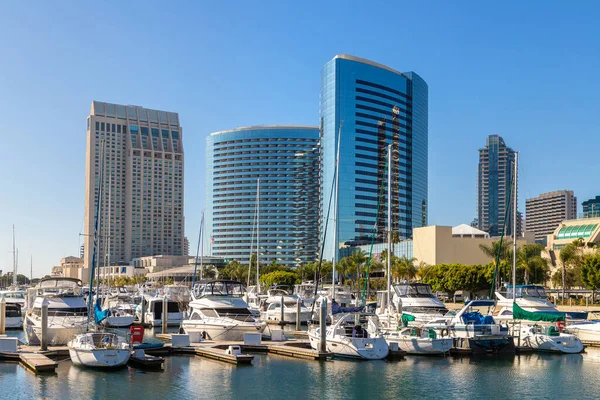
[{"left": 3, "top": 330, "right": 600, "bottom": 399}]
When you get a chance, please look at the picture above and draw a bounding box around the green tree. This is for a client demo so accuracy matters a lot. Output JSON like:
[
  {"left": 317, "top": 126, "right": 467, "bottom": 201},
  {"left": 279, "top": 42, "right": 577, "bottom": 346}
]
[
  {"left": 259, "top": 271, "right": 299, "bottom": 288},
  {"left": 581, "top": 253, "right": 600, "bottom": 303},
  {"left": 479, "top": 240, "right": 513, "bottom": 262},
  {"left": 392, "top": 256, "right": 417, "bottom": 282},
  {"left": 517, "top": 244, "right": 549, "bottom": 284},
  {"left": 559, "top": 242, "right": 584, "bottom": 303}
]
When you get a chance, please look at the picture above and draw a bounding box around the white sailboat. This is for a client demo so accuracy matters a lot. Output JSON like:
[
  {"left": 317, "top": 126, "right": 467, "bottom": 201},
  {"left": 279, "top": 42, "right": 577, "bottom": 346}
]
[{"left": 68, "top": 139, "right": 131, "bottom": 368}]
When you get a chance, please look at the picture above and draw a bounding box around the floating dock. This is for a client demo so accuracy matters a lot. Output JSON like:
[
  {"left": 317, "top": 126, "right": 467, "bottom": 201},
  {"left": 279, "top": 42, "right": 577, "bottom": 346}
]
[{"left": 19, "top": 353, "right": 58, "bottom": 374}]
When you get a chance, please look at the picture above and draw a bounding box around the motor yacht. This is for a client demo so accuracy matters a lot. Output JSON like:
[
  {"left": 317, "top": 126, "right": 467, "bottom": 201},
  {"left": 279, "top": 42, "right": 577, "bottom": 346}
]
[
  {"left": 0, "top": 290, "right": 26, "bottom": 328},
  {"left": 260, "top": 288, "right": 312, "bottom": 324},
  {"left": 23, "top": 277, "right": 88, "bottom": 345},
  {"left": 390, "top": 282, "right": 449, "bottom": 323},
  {"left": 182, "top": 280, "right": 266, "bottom": 341},
  {"left": 136, "top": 294, "right": 183, "bottom": 327}
]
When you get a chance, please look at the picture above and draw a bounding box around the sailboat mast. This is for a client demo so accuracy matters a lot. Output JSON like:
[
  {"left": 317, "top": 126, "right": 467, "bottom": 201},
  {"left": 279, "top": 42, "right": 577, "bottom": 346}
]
[
  {"left": 192, "top": 210, "right": 204, "bottom": 288},
  {"left": 15, "top": 249, "right": 18, "bottom": 286},
  {"left": 30, "top": 255, "right": 32, "bottom": 284},
  {"left": 256, "top": 178, "right": 260, "bottom": 292},
  {"left": 12, "top": 225, "right": 16, "bottom": 287},
  {"left": 332, "top": 124, "right": 341, "bottom": 298},
  {"left": 512, "top": 152, "right": 518, "bottom": 302},
  {"left": 200, "top": 212, "right": 205, "bottom": 280},
  {"left": 387, "top": 144, "right": 392, "bottom": 311}
]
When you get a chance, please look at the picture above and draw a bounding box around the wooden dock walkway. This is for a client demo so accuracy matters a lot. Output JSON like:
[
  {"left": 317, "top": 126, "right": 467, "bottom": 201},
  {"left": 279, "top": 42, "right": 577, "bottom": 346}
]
[{"left": 19, "top": 353, "right": 58, "bottom": 373}]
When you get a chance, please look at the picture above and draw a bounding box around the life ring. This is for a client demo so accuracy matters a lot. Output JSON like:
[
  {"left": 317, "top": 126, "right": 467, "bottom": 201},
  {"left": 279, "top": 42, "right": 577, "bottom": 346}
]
[{"left": 440, "top": 328, "right": 449, "bottom": 337}]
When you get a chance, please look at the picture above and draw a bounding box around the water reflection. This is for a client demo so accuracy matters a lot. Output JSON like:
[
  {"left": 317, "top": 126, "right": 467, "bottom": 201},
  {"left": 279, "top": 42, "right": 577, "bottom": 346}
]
[{"left": 1, "top": 347, "right": 599, "bottom": 398}]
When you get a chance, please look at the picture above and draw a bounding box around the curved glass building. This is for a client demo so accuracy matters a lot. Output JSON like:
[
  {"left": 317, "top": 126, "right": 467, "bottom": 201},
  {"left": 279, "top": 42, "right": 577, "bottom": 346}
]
[
  {"left": 320, "top": 55, "right": 428, "bottom": 261},
  {"left": 205, "top": 126, "right": 320, "bottom": 267}
]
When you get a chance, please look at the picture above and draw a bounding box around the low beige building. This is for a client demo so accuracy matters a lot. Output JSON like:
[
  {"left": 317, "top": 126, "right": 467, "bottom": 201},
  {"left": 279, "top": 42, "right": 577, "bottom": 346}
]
[
  {"left": 51, "top": 256, "right": 90, "bottom": 282},
  {"left": 413, "top": 225, "right": 532, "bottom": 266},
  {"left": 131, "top": 255, "right": 193, "bottom": 273}
]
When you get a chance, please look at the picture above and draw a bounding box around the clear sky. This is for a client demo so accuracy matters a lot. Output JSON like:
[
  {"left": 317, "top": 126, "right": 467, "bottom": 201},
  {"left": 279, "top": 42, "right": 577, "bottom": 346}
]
[{"left": 0, "top": 1, "right": 598, "bottom": 277}]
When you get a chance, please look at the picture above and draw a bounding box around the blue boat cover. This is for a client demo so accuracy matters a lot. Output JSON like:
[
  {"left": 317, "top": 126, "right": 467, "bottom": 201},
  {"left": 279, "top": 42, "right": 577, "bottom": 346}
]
[
  {"left": 331, "top": 299, "right": 364, "bottom": 314},
  {"left": 133, "top": 342, "right": 165, "bottom": 350},
  {"left": 462, "top": 311, "right": 495, "bottom": 325},
  {"left": 94, "top": 299, "right": 109, "bottom": 324}
]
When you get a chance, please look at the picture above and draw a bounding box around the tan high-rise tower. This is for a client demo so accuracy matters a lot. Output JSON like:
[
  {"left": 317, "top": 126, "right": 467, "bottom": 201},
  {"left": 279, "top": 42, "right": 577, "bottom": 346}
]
[{"left": 84, "top": 101, "right": 184, "bottom": 278}]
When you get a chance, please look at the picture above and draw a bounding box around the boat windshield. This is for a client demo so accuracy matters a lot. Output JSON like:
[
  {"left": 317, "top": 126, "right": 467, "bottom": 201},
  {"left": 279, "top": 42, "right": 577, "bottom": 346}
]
[
  {"left": 0, "top": 292, "right": 25, "bottom": 299},
  {"left": 202, "top": 281, "right": 244, "bottom": 297},
  {"left": 269, "top": 289, "right": 288, "bottom": 296},
  {"left": 506, "top": 286, "right": 547, "bottom": 299},
  {"left": 393, "top": 284, "right": 435, "bottom": 298}
]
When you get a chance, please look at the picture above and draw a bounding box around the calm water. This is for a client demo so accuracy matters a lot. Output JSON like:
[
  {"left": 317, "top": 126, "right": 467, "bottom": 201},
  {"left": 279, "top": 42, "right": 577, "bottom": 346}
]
[{"left": 2, "top": 329, "right": 600, "bottom": 400}]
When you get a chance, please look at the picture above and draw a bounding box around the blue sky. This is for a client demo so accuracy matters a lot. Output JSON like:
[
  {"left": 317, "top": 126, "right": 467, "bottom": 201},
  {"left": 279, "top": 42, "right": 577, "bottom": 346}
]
[{"left": 0, "top": 1, "right": 598, "bottom": 277}]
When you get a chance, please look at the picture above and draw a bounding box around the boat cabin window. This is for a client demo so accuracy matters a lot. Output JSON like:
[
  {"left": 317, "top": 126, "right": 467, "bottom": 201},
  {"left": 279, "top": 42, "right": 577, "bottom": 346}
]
[
  {"left": 215, "top": 308, "right": 252, "bottom": 321},
  {"left": 393, "top": 284, "right": 434, "bottom": 298},
  {"left": 33, "top": 307, "right": 88, "bottom": 317},
  {"left": 268, "top": 303, "right": 281, "bottom": 311},
  {"left": 506, "top": 286, "right": 547, "bottom": 299},
  {"left": 201, "top": 281, "right": 245, "bottom": 297},
  {"left": 1, "top": 292, "right": 25, "bottom": 300},
  {"left": 201, "top": 309, "right": 218, "bottom": 318},
  {"left": 151, "top": 301, "right": 180, "bottom": 314},
  {"left": 6, "top": 304, "right": 21, "bottom": 317}
]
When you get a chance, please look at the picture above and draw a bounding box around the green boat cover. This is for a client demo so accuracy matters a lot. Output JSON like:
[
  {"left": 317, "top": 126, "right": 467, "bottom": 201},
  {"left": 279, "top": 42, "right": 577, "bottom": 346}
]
[
  {"left": 401, "top": 313, "right": 416, "bottom": 327},
  {"left": 512, "top": 302, "right": 565, "bottom": 322}
]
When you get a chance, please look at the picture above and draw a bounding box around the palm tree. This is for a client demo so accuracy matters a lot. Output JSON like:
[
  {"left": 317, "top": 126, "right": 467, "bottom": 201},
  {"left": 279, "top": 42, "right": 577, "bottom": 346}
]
[
  {"left": 392, "top": 256, "right": 417, "bottom": 282},
  {"left": 517, "top": 244, "right": 548, "bottom": 284},
  {"left": 479, "top": 240, "right": 513, "bottom": 262}
]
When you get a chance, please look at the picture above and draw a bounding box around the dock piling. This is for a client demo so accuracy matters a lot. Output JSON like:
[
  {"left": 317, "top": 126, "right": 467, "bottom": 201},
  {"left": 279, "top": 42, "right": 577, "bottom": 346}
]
[
  {"left": 0, "top": 297, "right": 5, "bottom": 334},
  {"left": 280, "top": 295, "right": 285, "bottom": 327},
  {"left": 162, "top": 296, "right": 168, "bottom": 334},
  {"left": 319, "top": 298, "right": 327, "bottom": 353},
  {"left": 41, "top": 298, "right": 49, "bottom": 351},
  {"left": 295, "top": 298, "right": 301, "bottom": 331},
  {"left": 141, "top": 298, "right": 146, "bottom": 325}
]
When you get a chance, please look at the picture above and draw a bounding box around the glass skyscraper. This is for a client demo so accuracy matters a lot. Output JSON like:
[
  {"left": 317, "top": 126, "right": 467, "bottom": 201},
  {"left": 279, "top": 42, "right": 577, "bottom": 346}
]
[
  {"left": 320, "top": 55, "right": 428, "bottom": 261},
  {"left": 205, "top": 126, "right": 320, "bottom": 268},
  {"left": 477, "top": 134, "right": 516, "bottom": 237}
]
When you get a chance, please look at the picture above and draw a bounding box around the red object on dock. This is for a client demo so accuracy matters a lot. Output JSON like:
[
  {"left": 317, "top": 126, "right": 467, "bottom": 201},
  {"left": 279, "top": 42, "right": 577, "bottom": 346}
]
[{"left": 130, "top": 325, "right": 145, "bottom": 344}]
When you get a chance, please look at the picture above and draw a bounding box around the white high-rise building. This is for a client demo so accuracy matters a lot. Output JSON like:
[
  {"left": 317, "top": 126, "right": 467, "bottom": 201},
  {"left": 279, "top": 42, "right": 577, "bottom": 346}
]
[{"left": 84, "top": 101, "right": 184, "bottom": 275}]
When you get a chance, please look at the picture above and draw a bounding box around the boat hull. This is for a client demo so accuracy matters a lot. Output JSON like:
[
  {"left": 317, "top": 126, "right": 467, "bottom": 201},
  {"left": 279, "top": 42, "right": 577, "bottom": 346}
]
[
  {"left": 567, "top": 323, "right": 600, "bottom": 343},
  {"left": 182, "top": 322, "right": 266, "bottom": 341},
  {"left": 520, "top": 333, "right": 584, "bottom": 354},
  {"left": 261, "top": 310, "right": 312, "bottom": 324},
  {"left": 103, "top": 315, "right": 136, "bottom": 328},
  {"left": 5, "top": 316, "right": 23, "bottom": 329},
  {"left": 68, "top": 347, "right": 131, "bottom": 368},
  {"left": 24, "top": 317, "right": 87, "bottom": 346},
  {"left": 453, "top": 336, "right": 515, "bottom": 354},
  {"left": 386, "top": 336, "right": 452, "bottom": 355}
]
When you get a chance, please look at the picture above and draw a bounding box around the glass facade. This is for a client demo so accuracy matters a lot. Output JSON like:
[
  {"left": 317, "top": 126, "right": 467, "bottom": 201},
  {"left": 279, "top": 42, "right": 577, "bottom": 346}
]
[
  {"left": 477, "top": 135, "right": 516, "bottom": 237},
  {"left": 320, "top": 55, "right": 428, "bottom": 261},
  {"left": 205, "top": 126, "right": 320, "bottom": 268},
  {"left": 582, "top": 196, "right": 600, "bottom": 219}
]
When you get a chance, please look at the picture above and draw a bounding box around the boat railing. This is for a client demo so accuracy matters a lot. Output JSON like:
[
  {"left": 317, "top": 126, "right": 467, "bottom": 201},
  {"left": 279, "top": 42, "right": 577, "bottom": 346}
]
[{"left": 200, "top": 314, "right": 258, "bottom": 324}]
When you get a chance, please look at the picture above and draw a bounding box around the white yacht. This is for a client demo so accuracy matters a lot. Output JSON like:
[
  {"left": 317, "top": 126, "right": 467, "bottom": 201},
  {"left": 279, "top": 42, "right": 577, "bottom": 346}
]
[
  {"left": 390, "top": 283, "right": 449, "bottom": 323},
  {"left": 308, "top": 312, "right": 389, "bottom": 360},
  {"left": 23, "top": 277, "right": 88, "bottom": 345},
  {"left": 68, "top": 332, "right": 131, "bottom": 368},
  {"left": 182, "top": 280, "right": 266, "bottom": 341},
  {"left": 294, "top": 281, "right": 317, "bottom": 309},
  {"left": 245, "top": 285, "right": 267, "bottom": 317},
  {"left": 102, "top": 298, "right": 136, "bottom": 328},
  {"left": 494, "top": 285, "right": 588, "bottom": 321},
  {"left": 0, "top": 290, "right": 26, "bottom": 328},
  {"left": 136, "top": 294, "right": 183, "bottom": 327},
  {"left": 260, "top": 289, "right": 312, "bottom": 324},
  {"left": 566, "top": 321, "right": 600, "bottom": 343}
]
